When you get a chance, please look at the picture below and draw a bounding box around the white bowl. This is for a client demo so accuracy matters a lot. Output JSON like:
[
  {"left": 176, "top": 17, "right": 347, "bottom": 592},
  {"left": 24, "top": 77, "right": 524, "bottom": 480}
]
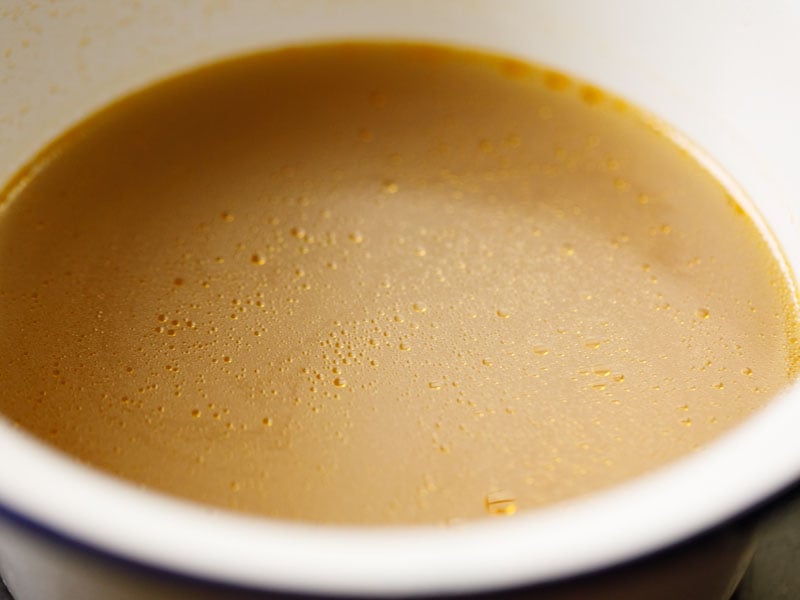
[{"left": 0, "top": 2, "right": 799, "bottom": 599}]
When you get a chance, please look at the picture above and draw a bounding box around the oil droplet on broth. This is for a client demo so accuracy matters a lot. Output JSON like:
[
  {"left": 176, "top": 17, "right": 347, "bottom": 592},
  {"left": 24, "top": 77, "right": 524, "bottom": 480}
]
[
  {"left": 544, "top": 70, "right": 571, "bottom": 90},
  {"left": 614, "top": 177, "right": 630, "bottom": 192},
  {"left": 580, "top": 85, "right": 604, "bottom": 106},
  {"left": 382, "top": 180, "right": 399, "bottom": 194}
]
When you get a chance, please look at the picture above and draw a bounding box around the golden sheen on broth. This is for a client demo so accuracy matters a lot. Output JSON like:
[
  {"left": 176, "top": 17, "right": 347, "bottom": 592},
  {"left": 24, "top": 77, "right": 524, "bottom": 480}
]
[{"left": 0, "top": 43, "right": 797, "bottom": 525}]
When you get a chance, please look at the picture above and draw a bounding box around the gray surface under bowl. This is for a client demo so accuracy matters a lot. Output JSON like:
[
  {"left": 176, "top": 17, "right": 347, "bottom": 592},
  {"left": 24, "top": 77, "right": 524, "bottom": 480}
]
[
  {"left": 735, "top": 487, "right": 800, "bottom": 599},
  {"left": 0, "top": 499, "right": 797, "bottom": 600}
]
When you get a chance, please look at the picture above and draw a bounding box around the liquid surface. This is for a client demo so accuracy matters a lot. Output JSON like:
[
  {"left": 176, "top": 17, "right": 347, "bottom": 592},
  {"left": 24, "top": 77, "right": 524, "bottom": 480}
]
[{"left": 0, "top": 43, "right": 797, "bottom": 525}]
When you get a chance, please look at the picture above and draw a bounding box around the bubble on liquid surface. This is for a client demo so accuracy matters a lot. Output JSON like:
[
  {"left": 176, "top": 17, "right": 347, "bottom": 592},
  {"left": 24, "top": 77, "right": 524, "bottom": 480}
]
[{"left": 382, "top": 180, "right": 399, "bottom": 194}]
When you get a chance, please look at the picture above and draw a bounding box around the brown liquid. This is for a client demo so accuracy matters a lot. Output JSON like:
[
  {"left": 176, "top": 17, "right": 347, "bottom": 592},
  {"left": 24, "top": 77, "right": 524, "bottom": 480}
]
[{"left": 0, "top": 43, "right": 797, "bottom": 525}]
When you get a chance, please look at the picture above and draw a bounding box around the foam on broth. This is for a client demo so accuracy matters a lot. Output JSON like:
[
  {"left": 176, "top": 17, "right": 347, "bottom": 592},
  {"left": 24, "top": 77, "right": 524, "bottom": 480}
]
[{"left": 0, "top": 43, "right": 797, "bottom": 524}]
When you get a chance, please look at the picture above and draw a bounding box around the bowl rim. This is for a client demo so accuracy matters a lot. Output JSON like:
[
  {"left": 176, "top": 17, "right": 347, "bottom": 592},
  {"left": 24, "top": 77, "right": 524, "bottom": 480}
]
[
  {"left": 0, "top": 381, "right": 798, "bottom": 596},
  {"left": 1, "top": 1, "right": 800, "bottom": 595}
]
